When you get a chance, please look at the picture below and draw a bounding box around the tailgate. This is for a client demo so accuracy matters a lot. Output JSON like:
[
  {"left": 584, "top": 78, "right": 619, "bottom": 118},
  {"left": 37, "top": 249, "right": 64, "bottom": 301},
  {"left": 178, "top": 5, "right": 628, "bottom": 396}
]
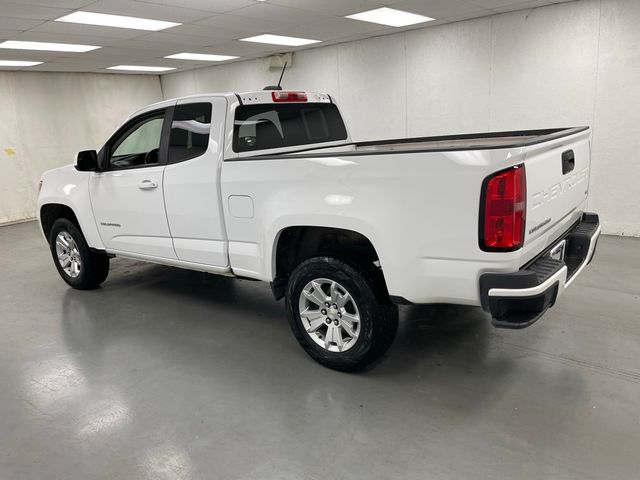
[{"left": 523, "top": 127, "right": 591, "bottom": 250}]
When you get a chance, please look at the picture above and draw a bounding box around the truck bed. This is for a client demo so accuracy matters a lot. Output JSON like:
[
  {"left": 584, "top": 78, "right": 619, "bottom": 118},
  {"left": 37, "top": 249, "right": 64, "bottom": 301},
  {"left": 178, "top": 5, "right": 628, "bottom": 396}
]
[
  {"left": 249, "top": 127, "right": 589, "bottom": 159},
  {"left": 353, "top": 127, "right": 589, "bottom": 153}
]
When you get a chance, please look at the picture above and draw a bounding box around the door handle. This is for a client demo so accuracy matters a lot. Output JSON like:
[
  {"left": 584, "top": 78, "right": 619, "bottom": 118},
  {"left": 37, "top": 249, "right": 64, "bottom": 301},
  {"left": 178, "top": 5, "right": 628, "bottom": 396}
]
[{"left": 138, "top": 180, "right": 158, "bottom": 190}]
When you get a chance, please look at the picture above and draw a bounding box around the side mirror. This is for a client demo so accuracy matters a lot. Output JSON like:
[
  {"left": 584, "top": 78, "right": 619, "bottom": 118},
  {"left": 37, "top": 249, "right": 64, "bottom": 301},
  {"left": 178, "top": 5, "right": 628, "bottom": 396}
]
[{"left": 75, "top": 150, "right": 98, "bottom": 172}]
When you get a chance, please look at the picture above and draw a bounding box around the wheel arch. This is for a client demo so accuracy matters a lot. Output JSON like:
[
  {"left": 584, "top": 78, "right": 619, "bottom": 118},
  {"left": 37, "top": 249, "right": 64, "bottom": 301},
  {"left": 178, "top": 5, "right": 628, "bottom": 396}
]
[
  {"left": 270, "top": 225, "right": 389, "bottom": 301},
  {"left": 40, "top": 203, "right": 81, "bottom": 244},
  {"left": 39, "top": 202, "right": 105, "bottom": 252}
]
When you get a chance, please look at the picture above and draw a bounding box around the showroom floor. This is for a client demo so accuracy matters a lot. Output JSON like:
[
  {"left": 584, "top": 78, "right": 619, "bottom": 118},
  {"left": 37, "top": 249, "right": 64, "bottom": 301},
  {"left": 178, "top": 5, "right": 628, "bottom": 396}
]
[{"left": 1, "top": 221, "right": 639, "bottom": 480}]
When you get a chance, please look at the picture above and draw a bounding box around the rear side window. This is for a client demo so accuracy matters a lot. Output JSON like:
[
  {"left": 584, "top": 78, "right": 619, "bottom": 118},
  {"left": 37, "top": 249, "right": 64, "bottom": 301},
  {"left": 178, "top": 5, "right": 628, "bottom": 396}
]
[
  {"left": 169, "top": 102, "right": 212, "bottom": 163},
  {"left": 233, "top": 103, "right": 347, "bottom": 153}
]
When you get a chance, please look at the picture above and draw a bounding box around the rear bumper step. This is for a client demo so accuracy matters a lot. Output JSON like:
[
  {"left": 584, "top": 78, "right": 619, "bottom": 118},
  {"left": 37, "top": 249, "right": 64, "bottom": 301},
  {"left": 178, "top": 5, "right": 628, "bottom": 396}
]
[{"left": 479, "top": 212, "right": 600, "bottom": 329}]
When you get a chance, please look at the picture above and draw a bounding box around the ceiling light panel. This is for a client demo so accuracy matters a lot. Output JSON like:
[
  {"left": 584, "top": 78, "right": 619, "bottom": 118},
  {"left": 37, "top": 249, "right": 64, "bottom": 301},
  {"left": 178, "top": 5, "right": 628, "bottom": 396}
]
[
  {"left": 240, "top": 34, "right": 320, "bottom": 46},
  {"left": 107, "top": 65, "right": 175, "bottom": 72},
  {"left": 55, "top": 12, "right": 180, "bottom": 31},
  {"left": 0, "top": 60, "right": 43, "bottom": 67},
  {"left": 0, "top": 40, "right": 100, "bottom": 52},
  {"left": 346, "top": 7, "right": 434, "bottom": 27},
  {"left": 165, "top": 53, "right": 238, "bottom": 61}
]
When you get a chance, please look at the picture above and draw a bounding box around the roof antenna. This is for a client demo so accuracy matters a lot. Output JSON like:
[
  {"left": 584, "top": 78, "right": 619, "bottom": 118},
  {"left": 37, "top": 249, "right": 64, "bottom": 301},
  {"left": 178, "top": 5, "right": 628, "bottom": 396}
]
[{"left": 263, "top": 61, "right": 287, "bottom": 91}]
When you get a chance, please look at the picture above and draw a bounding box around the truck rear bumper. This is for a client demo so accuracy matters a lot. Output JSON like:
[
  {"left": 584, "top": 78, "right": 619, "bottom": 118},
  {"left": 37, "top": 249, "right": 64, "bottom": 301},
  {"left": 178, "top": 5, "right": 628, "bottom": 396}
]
[{"left": 479, "top": 212, "right": 600, "bottom": 329}]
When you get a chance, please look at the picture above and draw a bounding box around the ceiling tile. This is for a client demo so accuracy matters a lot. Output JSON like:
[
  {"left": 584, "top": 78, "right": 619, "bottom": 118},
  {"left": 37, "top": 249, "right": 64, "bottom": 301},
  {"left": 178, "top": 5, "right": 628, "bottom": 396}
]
[
  {"left": 133, "top": 0, "right": 256, "bottom": 13},
  {"left": 469, "top": 0, "right": 540, "bottom": 8},
  {"left": 266, "top": 0, "right": 386, "bottom": 17},
  {"left": 390, "top": 0, "right": 490, "bottom": 19},
  {"left": 0, "top": 0, "right": 94, "bottom": 8},
  {"left": 133, "top": 31, "right": 217, "bottom": 47},
  {"left": 0, "top": 2, "right": 71, "bottom": 20},
  {"left": 0, "top": 28, "right": 21, "bottom": 38},
  {"left": 0, "top": 48, "right": 69, "bottom": 59},
  {"left": 29, "top": 20, "right": 150, "bottom": 39},
  {"left": 84, "top": 0, "right": 216, "bottom": 23},
  {"left": 194, "top": 13, "right": 294, "bottom": 35},
  {"left": 488, "top": 0, "right": 560, "bottom": 13},
  {"left": 273, "top": 16, "right": 390, "bottom": 41},
  {"left": 77, "top": 45, "right": 168, "bottom": 59},
  {"left": 29, "top": 62, "right": 109, "bottom": 71},
  {"left": 9, "top": 30, "right": 124, "bottom": 46},
  {"left": 196, "top": 40, "right": 283, "bottom": 57},
  {"left": 435, "top": 10, "right": 495, "bottom": 23},
  {"left": 158, "top": 23, "right": 242, "bottom": 40},
  {"left": 230, "top": 3, "right": 331, "bottom": 25},
  {"left": 0, "top": 17, "right": 46, "bottom": 31},
  {"left": 104, "top": 39, "right": 179, "bottom": 54}
]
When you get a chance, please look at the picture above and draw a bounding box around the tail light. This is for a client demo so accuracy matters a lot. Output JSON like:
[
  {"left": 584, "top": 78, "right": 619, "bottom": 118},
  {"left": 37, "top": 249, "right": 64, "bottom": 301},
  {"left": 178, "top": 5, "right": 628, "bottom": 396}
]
[
  {"left": 271, "top": 91, "right": 307, "bottom": 102},
  {"left": 480, "top": 165, "right": 526, "bottom": 251}
]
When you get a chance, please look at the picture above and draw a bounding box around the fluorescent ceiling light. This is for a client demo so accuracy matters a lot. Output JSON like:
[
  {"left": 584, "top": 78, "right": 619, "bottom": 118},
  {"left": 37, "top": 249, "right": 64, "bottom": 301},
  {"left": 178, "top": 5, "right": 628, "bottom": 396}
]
[
  {"left": 240, "top": 34, "right": 320, "bottom": 47},
  {"left": 0, "top": 60, "right": 43, "bottom": 67},
  {"left": 346, "top": 7, "right": 434, "bottom": 27},
  {"left": 165, "top": 53, "right": 238, "bottom": 62},
  {"left": 107, "top": 65, "right": 175, "bottom": 72},
  {"left": 55, "top": 11, "right": 180, "bottom": 31},
  {"left": 0, "top": 40, "right": 100, "bottom": 52}
]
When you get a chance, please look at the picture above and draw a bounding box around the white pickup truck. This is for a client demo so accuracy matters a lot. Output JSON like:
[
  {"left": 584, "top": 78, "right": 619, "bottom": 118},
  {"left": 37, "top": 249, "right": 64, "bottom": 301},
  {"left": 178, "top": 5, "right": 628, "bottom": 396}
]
[{"left": 37, "top": 89, "right": 601, "bottom": 371}]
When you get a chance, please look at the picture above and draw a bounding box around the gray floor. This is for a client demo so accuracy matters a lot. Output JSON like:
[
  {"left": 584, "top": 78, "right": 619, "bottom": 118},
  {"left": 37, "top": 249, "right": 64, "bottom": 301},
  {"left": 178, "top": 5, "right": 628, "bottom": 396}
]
[{"left": 1, "top": 221, "right": 639, "bottom": 480}]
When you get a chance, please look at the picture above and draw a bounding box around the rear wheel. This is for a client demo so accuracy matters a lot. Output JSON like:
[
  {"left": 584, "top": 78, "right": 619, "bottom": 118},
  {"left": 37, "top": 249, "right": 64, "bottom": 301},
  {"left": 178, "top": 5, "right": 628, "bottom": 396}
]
[
  {"left": 49, "top": 218, "right": 109, "bottom": 290},
  {"left": 285, "top": 256, "right": 398, "bottom": 371}
]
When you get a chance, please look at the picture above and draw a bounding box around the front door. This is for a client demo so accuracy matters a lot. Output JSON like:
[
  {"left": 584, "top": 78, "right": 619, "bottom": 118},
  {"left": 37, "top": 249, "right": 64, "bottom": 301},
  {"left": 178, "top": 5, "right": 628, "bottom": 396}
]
[{"left": 90, "top": 108, "right": 177, "bottom": 259}]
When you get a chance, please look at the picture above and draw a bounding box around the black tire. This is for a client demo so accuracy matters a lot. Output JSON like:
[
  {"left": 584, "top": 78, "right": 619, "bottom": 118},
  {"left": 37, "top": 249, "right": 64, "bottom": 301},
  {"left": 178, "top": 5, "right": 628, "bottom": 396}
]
[
  {"left": 49, "top": 218, "right": 110, "bottom": 290},
  {"left": 285, "top": 256, "right": 398, "bottom": 372}
]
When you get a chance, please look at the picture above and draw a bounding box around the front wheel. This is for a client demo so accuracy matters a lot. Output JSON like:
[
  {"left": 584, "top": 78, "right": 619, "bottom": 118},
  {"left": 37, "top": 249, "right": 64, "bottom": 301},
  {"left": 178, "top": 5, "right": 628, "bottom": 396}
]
[
  {"left": 285, "top": 257, "right": 398, "bottom": 372},
  {"left": 49, "top": 218, "right": 110, "bottom": 290}
]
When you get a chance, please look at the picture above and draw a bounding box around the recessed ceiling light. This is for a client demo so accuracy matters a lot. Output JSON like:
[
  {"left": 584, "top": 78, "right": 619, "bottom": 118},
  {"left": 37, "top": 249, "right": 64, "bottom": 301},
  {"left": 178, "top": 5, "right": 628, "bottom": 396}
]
[
  {"left": 346, "top": 7, "right": 434, "bottom": 27},
  {"left": 165, "top": 53, "right": 239, "bottom": 62},
  {"left": 240, "top": 34, "right": 320, "bottom": 47},
  {"left": 107, "top": 65, "right": 175, "bottom": 72},
  {"left": 55, "top": 11, "right": 180, "bottom": 31},
  {"left": 0, "top": 60, "right": 43, "bottom": 67},
  {"left": 0, "top": 40, "right": 100, "bottom": 52}
]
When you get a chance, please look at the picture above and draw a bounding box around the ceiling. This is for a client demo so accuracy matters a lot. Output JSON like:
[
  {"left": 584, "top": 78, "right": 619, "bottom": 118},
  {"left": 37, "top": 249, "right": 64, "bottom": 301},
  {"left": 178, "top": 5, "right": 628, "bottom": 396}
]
[{"left": 0, "top": 0, "right": 574, "bottom": 74}]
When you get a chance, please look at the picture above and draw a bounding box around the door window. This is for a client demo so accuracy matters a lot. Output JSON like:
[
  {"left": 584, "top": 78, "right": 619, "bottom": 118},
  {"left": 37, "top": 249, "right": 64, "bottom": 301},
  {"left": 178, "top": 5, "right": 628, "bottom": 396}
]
[
  {"left": 109, "top": 112, "right": 165, "bottom": 169},
  {"left": 168, "top": 103, "right": 212, "bottom": 163}
]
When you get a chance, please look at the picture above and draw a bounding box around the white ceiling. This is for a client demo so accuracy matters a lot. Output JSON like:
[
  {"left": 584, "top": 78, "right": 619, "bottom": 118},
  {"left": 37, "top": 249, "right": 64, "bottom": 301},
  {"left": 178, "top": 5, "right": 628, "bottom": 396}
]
[{"left": 0, "top": 0, "right": 574, "bottom": 74}]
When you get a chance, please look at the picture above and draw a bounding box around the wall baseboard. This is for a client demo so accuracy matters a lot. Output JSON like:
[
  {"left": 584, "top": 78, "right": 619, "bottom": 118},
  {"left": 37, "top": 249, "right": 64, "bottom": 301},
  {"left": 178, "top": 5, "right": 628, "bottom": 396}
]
[{"left": 0, "top": 217, "right": 36, "bottom": 227}]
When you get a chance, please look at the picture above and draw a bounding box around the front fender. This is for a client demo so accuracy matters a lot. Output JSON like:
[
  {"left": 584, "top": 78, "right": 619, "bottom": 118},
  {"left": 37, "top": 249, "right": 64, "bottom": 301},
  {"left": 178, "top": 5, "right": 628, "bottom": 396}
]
[{"left": 38, "top": 165, "right": 104, "bottom": 250}]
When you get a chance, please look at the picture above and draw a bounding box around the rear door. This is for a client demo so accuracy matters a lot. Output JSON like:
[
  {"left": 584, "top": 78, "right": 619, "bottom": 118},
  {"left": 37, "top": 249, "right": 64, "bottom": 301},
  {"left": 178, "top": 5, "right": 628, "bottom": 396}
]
[
  {"left": 523, "top": 128, "right": 591, "bottom": 246},
  {"left": 90, "top": 108, "right": 176, "bottom": 259},
  {"left": 162, "top": 97, "right": 229, "bottom": 267}
]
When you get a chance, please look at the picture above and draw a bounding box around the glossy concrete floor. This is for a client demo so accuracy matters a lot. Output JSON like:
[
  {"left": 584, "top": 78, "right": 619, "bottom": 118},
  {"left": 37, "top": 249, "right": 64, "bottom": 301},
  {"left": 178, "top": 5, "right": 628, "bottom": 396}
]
[{"left": 1, "top": 221, "right": 639, "bottom": 480}]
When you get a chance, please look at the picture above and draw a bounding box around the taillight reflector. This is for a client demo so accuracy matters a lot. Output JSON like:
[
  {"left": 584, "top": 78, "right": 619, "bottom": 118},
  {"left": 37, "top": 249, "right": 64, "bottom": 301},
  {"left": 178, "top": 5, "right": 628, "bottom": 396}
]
[
  {"left": 271, "top": 91, "right": 307, "bottom": 102},
  {"left": 481, "top": 165, "right": 526, "bottom": 251}
]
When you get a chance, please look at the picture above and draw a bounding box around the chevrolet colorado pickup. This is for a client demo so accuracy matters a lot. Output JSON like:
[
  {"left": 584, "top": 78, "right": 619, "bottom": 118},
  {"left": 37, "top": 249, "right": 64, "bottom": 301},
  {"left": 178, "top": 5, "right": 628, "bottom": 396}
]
[{"left": 37, "top": 89, "right": 601, "bottom": 371}]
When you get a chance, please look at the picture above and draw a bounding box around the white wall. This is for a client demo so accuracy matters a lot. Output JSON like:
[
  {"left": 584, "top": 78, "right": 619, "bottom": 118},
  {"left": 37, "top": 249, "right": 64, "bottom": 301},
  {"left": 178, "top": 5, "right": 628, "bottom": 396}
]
[
  {"left": 0, "top": 72, "right": 162, "bottom": 224},
  {"left": 161, "top": 0, "right": 640, "bottom": 237}
]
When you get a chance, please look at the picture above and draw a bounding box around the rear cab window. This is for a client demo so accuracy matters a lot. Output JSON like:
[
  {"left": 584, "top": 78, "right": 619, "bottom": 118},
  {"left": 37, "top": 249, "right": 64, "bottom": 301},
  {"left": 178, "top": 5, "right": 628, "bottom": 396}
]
[{"left": 233, "top": 103, "right": 348, "bottom": 153}]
